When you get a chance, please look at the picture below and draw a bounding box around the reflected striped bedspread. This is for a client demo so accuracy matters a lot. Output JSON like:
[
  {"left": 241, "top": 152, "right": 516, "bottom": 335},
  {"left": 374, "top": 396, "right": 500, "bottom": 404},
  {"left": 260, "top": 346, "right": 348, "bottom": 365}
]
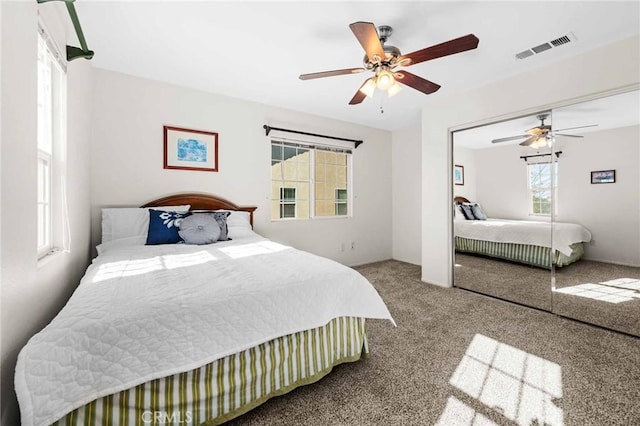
[{"left": 455, "top": 237, "right": 584, "bottom": 269}]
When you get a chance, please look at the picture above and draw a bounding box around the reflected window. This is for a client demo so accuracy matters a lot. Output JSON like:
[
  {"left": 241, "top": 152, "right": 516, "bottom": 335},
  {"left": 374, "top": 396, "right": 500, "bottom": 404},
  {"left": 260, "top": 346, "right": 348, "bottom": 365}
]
[{"left": 528, "top": 162, "right": 557, "bottom": 216}]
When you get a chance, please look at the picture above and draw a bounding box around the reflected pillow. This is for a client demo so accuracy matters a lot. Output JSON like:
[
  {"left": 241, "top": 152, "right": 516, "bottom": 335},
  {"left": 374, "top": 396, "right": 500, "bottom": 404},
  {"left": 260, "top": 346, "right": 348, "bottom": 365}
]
[
  {"left": 469, "top": 203, "right": 487, "bottom": 220},
  {"left": 460, "top": 204, "right": 476, "bottom": 220},
  {"left": 179, "top": 214, "right": 221, "bottom": 245},
  {"left": 146, "top": 210, "right": 192, "bottom": 245},
  {"left": 454, "top": 205, "right": 466, "bottom": 222}
]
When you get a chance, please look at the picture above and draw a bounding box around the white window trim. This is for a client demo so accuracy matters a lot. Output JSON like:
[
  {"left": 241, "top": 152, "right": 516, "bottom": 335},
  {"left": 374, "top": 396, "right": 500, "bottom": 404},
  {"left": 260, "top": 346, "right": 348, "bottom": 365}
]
[
  {"left": 527, "top": 161, "right": 558, "bottom": 217},
  {"left": 37, "top": 25, "right": 68, "bottom": 261},
  {"left": 270, "top": 138, "right": 353, "bottom": 221}
]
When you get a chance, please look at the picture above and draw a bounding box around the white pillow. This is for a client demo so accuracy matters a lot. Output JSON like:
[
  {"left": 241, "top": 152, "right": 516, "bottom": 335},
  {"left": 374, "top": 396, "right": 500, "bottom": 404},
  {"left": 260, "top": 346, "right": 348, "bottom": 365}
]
[
  {"left": 190, "top": 210, "right": 252, "bottom": 230},
  {"left": 101, "top": 205, "right": 190, "bottom": 243},
  {"left": 454, "top": 205, "right": 466, "bottom": 222},
  {"left": 225, "top": 211, "right": 252, "bottom": 230},
  {"left": 96, "top": 236, "right": 146, "bottom": 256}
]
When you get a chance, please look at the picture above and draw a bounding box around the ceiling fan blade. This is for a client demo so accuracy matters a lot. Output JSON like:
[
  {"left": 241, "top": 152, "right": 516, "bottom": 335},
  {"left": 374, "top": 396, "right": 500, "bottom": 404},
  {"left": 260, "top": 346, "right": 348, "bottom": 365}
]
[
  {"left": 553, "top": 124, "right": 598, "bottom": 132},
  {"left": 299, "top": 68, "right": 365, "bottom": 80},
  {"left": 491, "top": 135, "right": 530, "bottom": 144},
  {"left": 349, "top": 78, "right": 374, "bottom": 105},
  {"left": 399, "top": 34, "right": 479, "bottom": 66},
  {"left": 554, "top": 133, "right": 584, "bottom": 138},
  {"left": 519, "top": 135, "right": 538, "bottom": 146},
  {"left": 394, "top": 71, "right": 441, "bottom": 94},
  {"left": 349, "top": 22, "right": 386, "bottom": 63}
]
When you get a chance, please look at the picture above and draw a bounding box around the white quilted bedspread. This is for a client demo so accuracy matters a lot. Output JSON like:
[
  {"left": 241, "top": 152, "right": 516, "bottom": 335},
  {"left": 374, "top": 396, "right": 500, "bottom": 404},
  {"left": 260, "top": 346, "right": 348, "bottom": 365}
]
[
  {"left": 455, "top": 218, "right": 592, "bottom": 256},
  {"left": 15, "top": 233, "right": 394, "bottom": 426}
]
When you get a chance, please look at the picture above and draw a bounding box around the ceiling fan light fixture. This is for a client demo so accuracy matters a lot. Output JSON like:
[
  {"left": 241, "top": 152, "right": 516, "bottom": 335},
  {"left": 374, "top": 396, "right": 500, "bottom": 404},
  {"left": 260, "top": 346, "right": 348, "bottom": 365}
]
[
  {"left": 531, "top": 135, "right": 548, "bottom": 149},
  {"left": 376, "top": 68, "right": 395, "bottom": 90},
  {"left": 388, "top": 81, "right": 402, "bottom": 97},
  {"left": 359, "top": 78, "right": 377, "bottom": 98}
]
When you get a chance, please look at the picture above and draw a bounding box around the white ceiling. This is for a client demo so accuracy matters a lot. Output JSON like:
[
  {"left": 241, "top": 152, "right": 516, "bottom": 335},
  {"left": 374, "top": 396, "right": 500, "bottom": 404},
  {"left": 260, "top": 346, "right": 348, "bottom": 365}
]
[
  {"left": 453, "top": 90, "right": 640, "bottom": 149},
  {"left": 75, "top": 1, "right": 640, "bottom": 131}
]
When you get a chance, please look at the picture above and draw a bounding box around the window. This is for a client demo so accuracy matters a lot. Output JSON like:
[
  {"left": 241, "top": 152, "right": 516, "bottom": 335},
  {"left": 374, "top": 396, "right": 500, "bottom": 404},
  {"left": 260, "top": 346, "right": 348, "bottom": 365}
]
[
  {"left": 37, "top": 28, "right": 66, "bottom": 258},
  {"left": 335, "top": 189, "right": 348, "bottom": 216},
  {"left": 279, "top": 187, "right": 297, "bottom": 218},
  {"left": 270, "top": 141, "right": 351, "bottom": 220},
  {"left": 527, "top": 162, "right": 557, "bottom": 216}
]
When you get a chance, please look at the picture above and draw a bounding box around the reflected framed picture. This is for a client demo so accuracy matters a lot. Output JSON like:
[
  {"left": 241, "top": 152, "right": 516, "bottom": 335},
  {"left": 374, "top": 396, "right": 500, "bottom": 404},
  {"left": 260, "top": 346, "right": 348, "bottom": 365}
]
[
  {"left": 454, "top": 164, "right": 465, "bottom": 186},
  {"left": 591, "top": 169, "right": 615, "bottom": 184},
  {"left": 164, "top": 126, "right": 218, "bottom": 172}
]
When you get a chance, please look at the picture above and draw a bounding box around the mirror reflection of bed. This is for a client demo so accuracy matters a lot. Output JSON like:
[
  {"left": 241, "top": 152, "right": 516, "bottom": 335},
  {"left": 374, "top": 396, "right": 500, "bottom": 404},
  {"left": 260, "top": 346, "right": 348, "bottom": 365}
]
[{"left": 452, "top": 89, "right": 640, "bottom": 337}]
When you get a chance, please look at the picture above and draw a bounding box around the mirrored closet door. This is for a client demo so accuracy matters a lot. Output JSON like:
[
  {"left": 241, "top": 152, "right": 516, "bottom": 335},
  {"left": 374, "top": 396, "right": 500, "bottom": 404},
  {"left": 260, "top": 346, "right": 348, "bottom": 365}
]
[
  {"left": 551, "top": 90, "right": 640, "bottom": 337},
  {"left": 452, "top": 114, "right": 554, "bottom": 311},
  {"left": 452, "top": 89, "right": 640, "bottom": 337}
]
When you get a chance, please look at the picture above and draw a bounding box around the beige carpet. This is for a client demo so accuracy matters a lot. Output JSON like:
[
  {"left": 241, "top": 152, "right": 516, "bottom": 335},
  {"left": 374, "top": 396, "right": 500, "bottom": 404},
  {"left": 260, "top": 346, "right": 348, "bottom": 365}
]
[
  {"left": 229, "top": 260, "right": 640, "bottom": 425},
  {"left": 455, "top": 253, "right": 640, "bottom": 336}
]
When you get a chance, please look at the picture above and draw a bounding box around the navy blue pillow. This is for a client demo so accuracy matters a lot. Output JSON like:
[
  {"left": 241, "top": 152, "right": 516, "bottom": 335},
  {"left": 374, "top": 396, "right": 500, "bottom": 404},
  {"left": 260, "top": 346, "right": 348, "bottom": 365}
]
[
  {"left": 460, "top": 204, "right": 476, "bottom": 220},
  {"left": 470, "top": 203, "right": 487, "bottom": 220},
  {"left": 146, "top": 209, "right": 192, "bottom": 245}
]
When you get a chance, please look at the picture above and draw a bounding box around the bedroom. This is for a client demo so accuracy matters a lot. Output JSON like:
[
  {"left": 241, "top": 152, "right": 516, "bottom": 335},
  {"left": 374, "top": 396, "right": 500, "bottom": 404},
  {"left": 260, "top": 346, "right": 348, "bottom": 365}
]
[{"left": 1, "top": 1, "right": 639, "bottom": 425}]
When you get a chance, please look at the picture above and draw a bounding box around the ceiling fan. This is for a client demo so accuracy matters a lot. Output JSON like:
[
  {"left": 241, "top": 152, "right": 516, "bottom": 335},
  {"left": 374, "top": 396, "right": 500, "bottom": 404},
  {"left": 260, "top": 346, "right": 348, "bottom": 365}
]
[
  {"left": 299, "top": 22, "right": 479, "bottom": 105},
  {"left": 491, "top": 113, "right": 598, "bottom": 148}
]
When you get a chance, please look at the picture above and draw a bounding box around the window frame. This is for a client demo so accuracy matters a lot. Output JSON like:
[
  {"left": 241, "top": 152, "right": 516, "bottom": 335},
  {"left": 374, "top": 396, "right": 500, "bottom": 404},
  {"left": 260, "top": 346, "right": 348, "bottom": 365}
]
[
  {"left": 279, "top": 187, "right": 297, "bottom": 219},
  {"left": 37, "top": 25, "right": 67, "bottom": 259},
  {"left": 334, "top": 189, "right": 348, "bottom": 216},
  {"left": 527, "top": 161, "right": 558, "bottom": 217},
  {"left": 270, "top": 140, "right": 353, "bottom": 221}
]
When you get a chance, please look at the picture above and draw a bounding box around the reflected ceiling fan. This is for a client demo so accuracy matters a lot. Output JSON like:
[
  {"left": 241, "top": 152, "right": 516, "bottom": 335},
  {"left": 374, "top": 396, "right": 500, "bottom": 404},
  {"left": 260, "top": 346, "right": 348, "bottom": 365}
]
[
  {"left": 299, "top": 22, "right": 479, "bottom": 104},
  {"left": 491, "top": 113, "right": 598, "bottom": 148}
]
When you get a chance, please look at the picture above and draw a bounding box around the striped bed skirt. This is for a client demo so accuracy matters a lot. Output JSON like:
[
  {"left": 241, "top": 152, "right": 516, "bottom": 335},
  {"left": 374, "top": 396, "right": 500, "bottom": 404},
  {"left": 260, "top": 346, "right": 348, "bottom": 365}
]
[
  {"left": 53, "top": 317, "right": 367, "bottom": 426},
  {"left": 455, "top": 237, "right": 585, "bottom": 269}
]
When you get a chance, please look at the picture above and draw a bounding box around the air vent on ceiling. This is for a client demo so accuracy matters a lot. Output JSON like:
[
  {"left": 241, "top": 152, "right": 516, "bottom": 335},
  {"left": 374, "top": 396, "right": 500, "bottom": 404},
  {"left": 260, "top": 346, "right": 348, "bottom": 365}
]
[
  {"left": 550, "top": 35, "right": 571, "bottom": 47},
  {"left": 515, "top": 32, "right": 577, "bottom": 60},
  {"left": 515, "top": 50, "right": 534, "bottom": 60}
]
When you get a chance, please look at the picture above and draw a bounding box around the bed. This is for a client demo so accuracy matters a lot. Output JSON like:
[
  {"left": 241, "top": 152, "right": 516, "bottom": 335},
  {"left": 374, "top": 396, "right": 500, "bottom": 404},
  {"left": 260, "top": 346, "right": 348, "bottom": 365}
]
[
  {"left": 15, "top": 193, "right": 394, "bottom": 426},
  {"left": 454, "top": 196, "right": 591, "bottom": 269}
]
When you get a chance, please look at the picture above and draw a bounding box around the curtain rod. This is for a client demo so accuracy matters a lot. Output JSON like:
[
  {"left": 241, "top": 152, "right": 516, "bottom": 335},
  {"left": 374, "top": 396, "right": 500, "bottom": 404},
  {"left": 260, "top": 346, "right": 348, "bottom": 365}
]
[
  {"left": 37, "top": 0, "right": 94, "bottom": 61},
  {"left": 520, "top": 151, "right": 563, "bottom": 161},
  {"left": 263, "top": 125, "right": 363, "bottom": 148}
]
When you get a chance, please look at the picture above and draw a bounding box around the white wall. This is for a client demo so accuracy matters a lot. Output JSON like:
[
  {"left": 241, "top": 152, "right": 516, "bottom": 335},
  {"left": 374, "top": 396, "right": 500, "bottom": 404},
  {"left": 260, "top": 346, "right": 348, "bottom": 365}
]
[
  {"left": 474, "top": 143, "right": 532, "bottom": 220},
  {"left": 556, "top": 125, "right": 640, "bottom": 266},
  {"left": 452, "top": 145, "right": 477, "bottom": 203},
  {"left": 420, "top": 35, "right": 640, "bottom": 287},
  {"left": 391, "top": 123, "right": 421, "bottom": 265},
  {"left": 90, "top": 69, "right": 392, "bottom": 266},
  {"left": 0, "top": 2, "right": 93, "bottom": 423}
]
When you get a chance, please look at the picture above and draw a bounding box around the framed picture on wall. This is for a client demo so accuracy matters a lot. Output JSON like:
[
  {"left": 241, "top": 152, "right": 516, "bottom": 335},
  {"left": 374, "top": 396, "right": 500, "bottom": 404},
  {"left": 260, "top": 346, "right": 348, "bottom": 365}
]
[
  {"left": 164, "top": 126, "right": 218, "bottom": 172},
  {"left": 454, "top": 164, "right": 465, "bottom": 186},
  {"left": 591, "top": 169, "right": 615, "bottom": 184}
]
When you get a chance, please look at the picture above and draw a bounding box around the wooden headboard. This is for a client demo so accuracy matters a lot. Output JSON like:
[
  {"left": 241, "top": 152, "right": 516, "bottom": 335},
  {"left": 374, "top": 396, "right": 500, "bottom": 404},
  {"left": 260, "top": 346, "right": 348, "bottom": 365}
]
[
  {"left": 141, "top": 193, "right": 258, "bottom": 226},
  {"left": 454, "top": 196, "right": 470, "bottom": 205}
]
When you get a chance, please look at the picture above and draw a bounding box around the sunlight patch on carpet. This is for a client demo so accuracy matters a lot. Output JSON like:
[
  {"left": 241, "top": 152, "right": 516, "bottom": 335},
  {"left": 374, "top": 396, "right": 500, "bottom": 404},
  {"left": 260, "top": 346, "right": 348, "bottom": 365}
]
[
  {"left": 444, "top": 334, "right": 563, "bottom": 425},
  {"left": 555, "top": 278, "right": 640, "bottom": 303}
]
